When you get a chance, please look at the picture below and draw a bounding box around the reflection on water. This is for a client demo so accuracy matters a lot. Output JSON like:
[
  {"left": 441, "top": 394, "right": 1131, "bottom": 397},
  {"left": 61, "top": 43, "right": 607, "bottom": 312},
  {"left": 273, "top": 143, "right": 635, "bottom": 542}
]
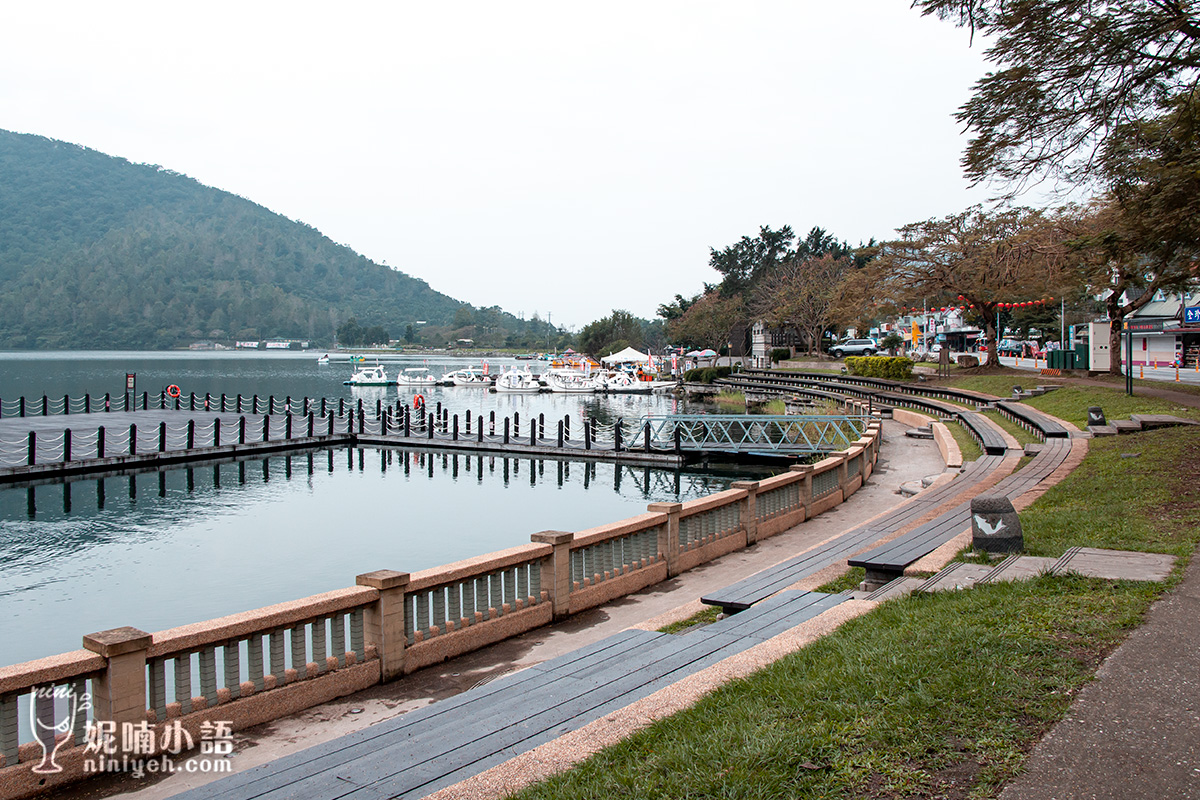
[{"left": 0, "top": 446, "right": 778, "bottom": 666}]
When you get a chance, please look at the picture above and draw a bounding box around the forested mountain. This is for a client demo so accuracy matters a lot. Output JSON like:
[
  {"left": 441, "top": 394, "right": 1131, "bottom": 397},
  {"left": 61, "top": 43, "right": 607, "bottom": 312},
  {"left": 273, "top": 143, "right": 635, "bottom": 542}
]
[{"left": 0, "top": 130, "right": 542, "bottom": 349}]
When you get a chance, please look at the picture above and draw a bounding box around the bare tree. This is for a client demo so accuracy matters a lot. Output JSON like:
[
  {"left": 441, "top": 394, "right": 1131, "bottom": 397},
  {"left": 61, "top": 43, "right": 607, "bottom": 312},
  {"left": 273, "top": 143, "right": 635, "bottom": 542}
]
[{"left": 754, "top": 254, "right": 852, "bottom": 356}]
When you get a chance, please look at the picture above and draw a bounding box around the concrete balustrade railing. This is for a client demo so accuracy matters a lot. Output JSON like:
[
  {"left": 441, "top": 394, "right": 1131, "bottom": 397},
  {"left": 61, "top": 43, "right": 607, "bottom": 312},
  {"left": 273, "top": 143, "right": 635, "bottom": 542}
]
[{"left": 0, "top": 416, "right": 883, "bottom": 800}]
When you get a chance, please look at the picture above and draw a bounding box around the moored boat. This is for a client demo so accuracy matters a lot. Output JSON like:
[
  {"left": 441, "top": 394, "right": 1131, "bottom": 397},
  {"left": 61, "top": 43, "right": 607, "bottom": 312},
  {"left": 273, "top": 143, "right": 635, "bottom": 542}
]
[
  {"left": 544, "top": 370, "right": 602, "bottom": 393},
  {"left": 396, "top": 367, "right": 436, "bottom": 387},
  {"left": 493, "top": 366, "right": 542, "bottom": 393},
  {"left": 343, "top": 364, "right": 391, "bottom": 386},
  {"left": 440, "top": 366, "right": 494, "bottom": 387},
  {"left": 601, "top": 370, "right": 652, "bottom": 394}
]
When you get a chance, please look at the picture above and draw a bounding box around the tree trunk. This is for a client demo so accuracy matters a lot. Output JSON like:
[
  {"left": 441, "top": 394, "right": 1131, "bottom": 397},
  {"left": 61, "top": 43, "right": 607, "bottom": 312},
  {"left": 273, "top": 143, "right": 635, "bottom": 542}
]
[{"left": 1107, "top": 295, "right": 1127, "bottom": 376}]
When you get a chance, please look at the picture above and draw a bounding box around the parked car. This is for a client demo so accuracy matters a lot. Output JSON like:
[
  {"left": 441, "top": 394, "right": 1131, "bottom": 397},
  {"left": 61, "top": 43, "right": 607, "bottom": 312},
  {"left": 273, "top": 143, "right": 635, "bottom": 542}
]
[{"left": 830, "top": 338, "right": 878, "bottom": 358}]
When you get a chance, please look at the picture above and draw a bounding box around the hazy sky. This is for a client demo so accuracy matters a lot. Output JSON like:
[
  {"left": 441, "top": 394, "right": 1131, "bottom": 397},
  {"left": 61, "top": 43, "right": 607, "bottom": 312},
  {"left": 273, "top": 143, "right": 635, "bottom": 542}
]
[{"left": 2, "top": 1, "right": 1000, "bottom": 329}]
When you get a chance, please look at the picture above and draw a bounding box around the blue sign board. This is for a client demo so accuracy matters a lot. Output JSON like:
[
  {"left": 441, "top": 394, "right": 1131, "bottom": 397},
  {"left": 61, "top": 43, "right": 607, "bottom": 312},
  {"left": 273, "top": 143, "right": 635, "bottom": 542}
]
[{"left": 1186, "top": 306, "right": 1200, "bottom": 324}]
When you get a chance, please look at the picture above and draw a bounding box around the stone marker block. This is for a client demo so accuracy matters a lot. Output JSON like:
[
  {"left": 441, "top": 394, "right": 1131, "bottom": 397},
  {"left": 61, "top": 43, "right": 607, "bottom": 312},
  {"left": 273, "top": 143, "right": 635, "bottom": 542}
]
[
  {"left": 1087, "top": 406, "right": 1106, "bottom": 426},
  {"left": 971, "top": 495, "right": 1023, "bottom": 553}
]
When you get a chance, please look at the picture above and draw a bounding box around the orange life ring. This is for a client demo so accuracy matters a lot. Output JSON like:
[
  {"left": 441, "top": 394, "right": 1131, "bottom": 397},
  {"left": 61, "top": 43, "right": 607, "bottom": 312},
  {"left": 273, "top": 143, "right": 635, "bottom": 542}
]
[
  {"left": 413, "top": 394, "right": 425, "bottom": 409},
  {"left": 166, "top": 384, "right": 181, "bottom": 398}
]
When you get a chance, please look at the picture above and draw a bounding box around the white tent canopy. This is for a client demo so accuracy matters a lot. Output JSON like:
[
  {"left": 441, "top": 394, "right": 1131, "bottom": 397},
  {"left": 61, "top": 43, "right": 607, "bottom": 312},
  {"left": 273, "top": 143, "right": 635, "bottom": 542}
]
[{"left": 601, "top": 346, "right": 651, "bottom": 364}]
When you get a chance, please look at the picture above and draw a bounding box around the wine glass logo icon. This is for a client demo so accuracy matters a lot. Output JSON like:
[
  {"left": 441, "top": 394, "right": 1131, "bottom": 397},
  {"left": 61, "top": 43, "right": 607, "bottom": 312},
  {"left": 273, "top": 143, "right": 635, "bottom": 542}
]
[{"left": 30, "top": 685, "right": 91, "bottom": 774}]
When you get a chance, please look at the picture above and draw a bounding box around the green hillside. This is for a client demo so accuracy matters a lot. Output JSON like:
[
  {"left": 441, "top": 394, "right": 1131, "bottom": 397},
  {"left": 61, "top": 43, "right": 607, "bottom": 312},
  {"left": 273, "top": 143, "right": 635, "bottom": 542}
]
[{"left": 0, "top": 129, "right": 527, "bottom": 349}]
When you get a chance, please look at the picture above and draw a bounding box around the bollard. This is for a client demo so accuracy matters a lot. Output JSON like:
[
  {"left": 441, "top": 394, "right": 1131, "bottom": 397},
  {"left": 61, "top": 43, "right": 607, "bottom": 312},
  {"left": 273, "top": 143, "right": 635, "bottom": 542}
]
[
  {"left": 253, "top": 395, "right": 260, "bottom": 415},
  {"left": 538, "top": 413, "right": 544, "bottom": 440},
  {"left": 428, "top": 412, "right": 434, "bottom": 439},
  {"left": 466, "top": 409, "right": 472, "bottom": 435},
  {"left": 359, "top": 408, "right": 366, "bottom": 433},
  {"left": 174, "top": 395, "right": 180, "bottom": 411},
  {"left": 971, "top": 496, "right": 1023, "bottom": 553},
  {"left": 42, "top": 395, "right": 48, "bottom": 416},
  {"left": 348, "top": 411, "right": 354, "bottom": 434},
  {"left": 614, "top": 418, "right": 623, "bottom": 452},
  {"left": 504, "top": 417, "right": 510, "bottom": 444},
  {"left": 564, "top": 415, "right": 570, "bottom": 441},
  {"left": 321, "top": 397, "right": 327, "bottom": 416},
  {"left": 190, "top": 393, "right": 196, "bottom": 412},
  {"left": 404, "top": 406, "right": 411, "bottom": 437},
  {"left": 205, "top": 393, "right": 211, "bottom": 411},
  {"left": 221, "top": 393, "right": 227, "bottom": 412},
  {"left": 237, "top": 394, "right": 243, "bottom": 413},
  {"left": 557, "top": 420, "right": 563, "bottom": 448},
  {"left": 263, "top": 415, "right": 271, "bottom": 442},
  {"left": 286, "top": 414, "right": 292, "bottom": 439},
  {"left": 339, "top": 398, "right": 345, "bottom": 417},
  {"left": 490, "top": 410, "right": 496, "bottom": 436},
  {"left": 674, "top": 427, "right": 681, "bottom": 453},
  {"left": 129, "top": 424, "right": 137, "bottom": 455},
  {"left": 585, "top": 421, "right": 592, "bottom": 450},
  {"left": 239, "top": 416, "right": 247, "bottom": 444},
  {"left": 187, "top": 420, "right": 195, "bottom": 450},
  {"left": 644, "top": 421, "right": 651, "bottom": 452},
  {"left": 63, "top": 429, "right": 72, "bottom": 462},
  {"left": 158, "top": 421, "right": 167, "bottom": 452},
  {"left": 514, "top": 411, "right": 520, "bottom": 434},
  {"left": 478, "top": 416, "right": 484, "bottom": 443},
  {"left": 97, "top": 427, "right": 105, "bottom": 459},
  {"left": 452, "top": 414, "right": 458, "bottom": 441},
  {"left": 86, "top": 393, "right": 92, "bottom": 413},
  {"left": 63, "top": 394, "right": 69, "bottom": 415},
  {"left": 328, "top": 411, "right": 334, "bottom": 436},
  {"left": 307, "top": 412, "right": 314, "bottom": 438},
  {"left": 530, "top": 419, "right": 536, "bottom": 447},
  {"left": 27, "top": 431, "right": 35, "bottom": 465},
  {"left": 214, "top": 418, "right": 221, "bottom": 447},
  {"left": 19, "top": 396, "right": 25, "bottom": 417}
]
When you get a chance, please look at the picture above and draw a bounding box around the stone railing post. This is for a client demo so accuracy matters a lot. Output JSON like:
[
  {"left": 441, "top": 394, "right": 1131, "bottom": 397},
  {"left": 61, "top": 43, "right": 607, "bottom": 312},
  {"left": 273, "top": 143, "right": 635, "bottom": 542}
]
[
  {"left": 530, "top": 531, "right": 573, "bottom": 620},
  {"left": 731, "top": 480, "right": 759, "bottom": 544},
  {"left": 355, "top": 570, "right": 410, "bottom": 682},
  {"left": 82, "top": 626, "right": 152, "bottom": 728},
  {"left": 836, "top": 452, "right": 850, "bottom": 490},
  {"left": 789, "top": 463, "right": 814, "bottom": 506},
  {"left": 648, "top": 502, "right": 682, "bottom": 577}
]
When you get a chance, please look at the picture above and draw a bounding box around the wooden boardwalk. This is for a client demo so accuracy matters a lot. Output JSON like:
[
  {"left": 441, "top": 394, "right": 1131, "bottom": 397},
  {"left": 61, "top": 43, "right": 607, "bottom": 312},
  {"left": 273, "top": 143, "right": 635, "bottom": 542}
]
[
  {"left": 0, "top": 409, "right": 683, "bottom": 483},
  {"left": 180, "top": 591, "right": 847, "bottom": 800}
]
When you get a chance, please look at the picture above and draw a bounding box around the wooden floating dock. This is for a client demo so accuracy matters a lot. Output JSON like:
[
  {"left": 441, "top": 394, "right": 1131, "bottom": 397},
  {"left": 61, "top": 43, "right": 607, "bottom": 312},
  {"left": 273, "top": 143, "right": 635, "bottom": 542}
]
[{"left": 0, "top": 410, "right": 683, "bottom": 484}]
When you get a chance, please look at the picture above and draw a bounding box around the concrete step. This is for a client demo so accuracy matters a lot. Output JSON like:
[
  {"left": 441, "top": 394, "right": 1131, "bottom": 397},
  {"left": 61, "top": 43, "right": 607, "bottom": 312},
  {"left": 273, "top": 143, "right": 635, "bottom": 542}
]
[
  {"left": 863, "top": 576, "right": 923, "bottom": 602},
  {"left": 915, "top": 562, "right": 994, "bottom": 593},
  {"left": 1112, "top": 420, "right": 1143, "bottom": 434},
  {"left": 1087, "top": 425, "right": 1118, "bottom": 437},
  {"left": 1051, "top": 547, "right": 1176, "bottom": 582}
]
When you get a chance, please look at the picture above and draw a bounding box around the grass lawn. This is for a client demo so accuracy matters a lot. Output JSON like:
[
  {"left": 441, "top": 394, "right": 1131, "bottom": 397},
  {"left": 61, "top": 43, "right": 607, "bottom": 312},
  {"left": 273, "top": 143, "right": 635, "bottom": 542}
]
[
  {"left": 511, "top": 395, "right": 1200, "bottom": 799},
  {"left": 948, "top": 375, "right": 1200, "bottom": 427}
]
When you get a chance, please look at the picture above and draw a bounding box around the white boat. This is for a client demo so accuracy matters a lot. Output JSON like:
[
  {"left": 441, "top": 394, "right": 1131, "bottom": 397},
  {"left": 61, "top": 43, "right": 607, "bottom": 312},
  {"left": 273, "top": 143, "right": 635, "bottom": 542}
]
[
  {"left": 441, "top": 367, "right": 494, "bottom": 387},
  {"left": 343, "top": 364, "right": 391, "bottom": 386},
  {"left": 494, "top": 367, "right": 542, "bottom": 393},
  {"left": 544, "top": 370, "right": 602, "bottom": 393},
  {"left": 396, "top": 367, "right": 436, "bottom": 387},
  {"left": 316, "top": 354, "right": 330, "bottom": 365},
  {"left": 602, "top": 371, "right": 652, "bottom": 394}
]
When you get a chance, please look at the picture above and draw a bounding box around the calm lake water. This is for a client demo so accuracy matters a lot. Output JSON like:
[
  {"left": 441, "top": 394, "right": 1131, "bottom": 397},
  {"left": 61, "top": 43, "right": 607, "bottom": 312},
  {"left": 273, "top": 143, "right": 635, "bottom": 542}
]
[{"left": 0, "top": 352, "right": 774, "bottom": 666}]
